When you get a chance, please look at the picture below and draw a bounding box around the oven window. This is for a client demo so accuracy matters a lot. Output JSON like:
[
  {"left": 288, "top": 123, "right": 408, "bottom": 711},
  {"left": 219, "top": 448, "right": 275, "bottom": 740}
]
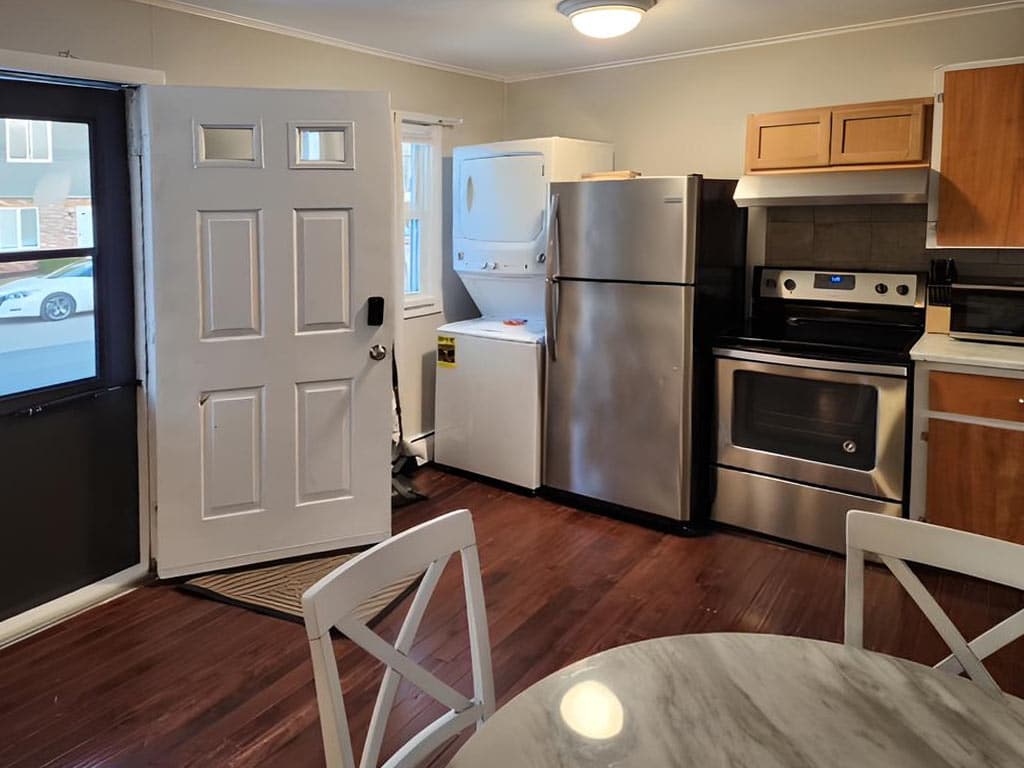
[{"left": 732, "top": 371, "right": 878, "bottom": 471}]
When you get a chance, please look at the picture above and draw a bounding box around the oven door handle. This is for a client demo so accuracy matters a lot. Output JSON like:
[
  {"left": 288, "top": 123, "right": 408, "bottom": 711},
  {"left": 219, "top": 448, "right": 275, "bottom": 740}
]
[{"left": 713, "top": 347, "right": 907, "bottom": 378}]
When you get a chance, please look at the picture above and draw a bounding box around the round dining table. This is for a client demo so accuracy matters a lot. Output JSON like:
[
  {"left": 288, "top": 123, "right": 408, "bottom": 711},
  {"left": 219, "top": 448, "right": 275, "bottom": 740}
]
[{"left": 448, "top": 633, "right": 1024, "bottom": 767}]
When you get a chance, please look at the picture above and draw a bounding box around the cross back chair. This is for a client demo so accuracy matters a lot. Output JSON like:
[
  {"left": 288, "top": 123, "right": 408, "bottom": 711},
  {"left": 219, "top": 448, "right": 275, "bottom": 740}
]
[
  {"left": 845, "top": 509, "right": 1024, "bottom": 694},
  {"left": 302, "top": 509, "right": 495, "bottom": 768}
]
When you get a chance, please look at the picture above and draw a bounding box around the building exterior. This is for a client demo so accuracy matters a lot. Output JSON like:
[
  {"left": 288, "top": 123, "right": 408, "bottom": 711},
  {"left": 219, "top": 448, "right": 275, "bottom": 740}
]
[{"left": 0, "top": 118, "right": 93, "bottom": 278}]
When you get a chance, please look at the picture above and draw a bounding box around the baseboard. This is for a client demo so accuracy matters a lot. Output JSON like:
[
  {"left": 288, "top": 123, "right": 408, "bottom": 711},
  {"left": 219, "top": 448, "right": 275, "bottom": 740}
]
[{"left": 0, "top": 563, "right": 150, "bottom": 649}]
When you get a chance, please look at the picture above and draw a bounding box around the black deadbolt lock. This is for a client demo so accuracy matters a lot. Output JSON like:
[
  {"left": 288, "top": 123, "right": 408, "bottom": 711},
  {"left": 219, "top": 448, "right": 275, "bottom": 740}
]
[{"left": 367, "top": 296, "right": 385, "bottom": 327}]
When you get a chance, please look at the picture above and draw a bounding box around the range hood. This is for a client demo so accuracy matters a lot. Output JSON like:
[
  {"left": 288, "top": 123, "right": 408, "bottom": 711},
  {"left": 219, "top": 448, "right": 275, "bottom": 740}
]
[{"left": 733, "top": 168, "right": 929, "bottom": 208}]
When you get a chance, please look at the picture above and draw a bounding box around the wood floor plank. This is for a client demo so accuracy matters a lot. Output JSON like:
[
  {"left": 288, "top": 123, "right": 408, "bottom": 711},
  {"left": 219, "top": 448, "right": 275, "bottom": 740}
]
[{"left": 1, "top": 467, "right": 1021, "bottom": 767}]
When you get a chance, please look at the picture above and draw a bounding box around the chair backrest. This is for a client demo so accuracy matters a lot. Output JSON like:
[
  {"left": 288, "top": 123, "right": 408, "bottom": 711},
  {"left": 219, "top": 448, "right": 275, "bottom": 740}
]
[
  {"left": 845, "top": 510, "right": 1024, "bottom": 694},
  {"left": 302, "top": 509, "right": 495, "bottom": 768}
]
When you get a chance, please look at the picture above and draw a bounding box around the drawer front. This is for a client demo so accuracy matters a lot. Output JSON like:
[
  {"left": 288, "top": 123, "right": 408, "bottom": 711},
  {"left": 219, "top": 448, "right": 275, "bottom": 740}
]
[{"left": 929, "top": 371, "right": 1024, "bottom": 422}]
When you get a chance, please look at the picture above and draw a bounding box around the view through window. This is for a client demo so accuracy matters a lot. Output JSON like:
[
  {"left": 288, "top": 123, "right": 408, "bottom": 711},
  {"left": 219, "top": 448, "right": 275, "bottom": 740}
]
[{"left": 0, "top": 118, "right": 96, "bottom": 396}]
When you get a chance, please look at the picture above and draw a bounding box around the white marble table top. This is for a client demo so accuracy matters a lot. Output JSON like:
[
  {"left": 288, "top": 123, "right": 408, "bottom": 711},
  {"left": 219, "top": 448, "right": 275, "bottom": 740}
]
[{"left": 449, "top": 633, "right": 1024, "bottom": 768}]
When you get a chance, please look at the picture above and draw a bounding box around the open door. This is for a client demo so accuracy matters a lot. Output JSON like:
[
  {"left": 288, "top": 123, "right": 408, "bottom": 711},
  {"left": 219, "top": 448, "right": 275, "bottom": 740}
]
[{"left": 140, "top": 86, "right": 395, "bottom": 578}]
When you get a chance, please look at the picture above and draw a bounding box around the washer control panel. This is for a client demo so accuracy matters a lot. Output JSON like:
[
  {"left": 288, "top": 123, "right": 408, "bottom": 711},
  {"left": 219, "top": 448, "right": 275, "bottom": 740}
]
[{"left": 760, "top": 269, "right": 922, "bottom": 307}]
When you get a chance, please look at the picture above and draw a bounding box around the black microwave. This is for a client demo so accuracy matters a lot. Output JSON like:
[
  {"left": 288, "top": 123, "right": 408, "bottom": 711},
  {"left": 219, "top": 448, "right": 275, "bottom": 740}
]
[{"left": 950, "top": 282, "right": 1024, "bottom": 344}]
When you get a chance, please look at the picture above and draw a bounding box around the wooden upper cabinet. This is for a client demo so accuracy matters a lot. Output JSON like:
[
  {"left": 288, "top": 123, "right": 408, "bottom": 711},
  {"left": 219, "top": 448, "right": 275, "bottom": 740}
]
[
  {"left": 937, "top": 63, "right": 1024, "bottom": 247},
  {"left": 830, "top": 100, "right": 927, "bottom": 165},
  {"left": 744, "top": 98, "right": 931, "bottom": 174},
  {"left": 746, "top": 108, "right": 831, "bottom": 171}
]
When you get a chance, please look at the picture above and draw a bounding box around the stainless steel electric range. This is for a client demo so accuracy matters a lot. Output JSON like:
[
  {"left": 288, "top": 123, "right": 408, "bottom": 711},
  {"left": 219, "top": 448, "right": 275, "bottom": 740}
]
[{"left": 711, "top": 267, "right": 926, "bottom": 553}]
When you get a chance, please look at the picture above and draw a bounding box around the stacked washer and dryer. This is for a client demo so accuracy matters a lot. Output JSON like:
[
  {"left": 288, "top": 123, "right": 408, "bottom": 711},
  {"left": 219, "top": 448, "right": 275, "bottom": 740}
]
[{"left": 434, "top": 137, "right": 613, "bottom": 489}]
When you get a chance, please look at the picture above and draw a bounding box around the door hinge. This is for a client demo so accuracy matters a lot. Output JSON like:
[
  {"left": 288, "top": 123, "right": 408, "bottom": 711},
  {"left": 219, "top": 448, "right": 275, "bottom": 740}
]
[
  {"left": 921, "top": 430, "right": 929, "bottom": 442},
  {"left": 936, "top": 92, "right": 944, "bottom": 104}
]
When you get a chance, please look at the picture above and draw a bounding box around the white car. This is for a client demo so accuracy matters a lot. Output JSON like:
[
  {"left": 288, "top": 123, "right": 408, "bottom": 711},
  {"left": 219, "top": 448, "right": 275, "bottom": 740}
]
[{"left": 0, "top": 259, "right": 94, "bottom": 322}]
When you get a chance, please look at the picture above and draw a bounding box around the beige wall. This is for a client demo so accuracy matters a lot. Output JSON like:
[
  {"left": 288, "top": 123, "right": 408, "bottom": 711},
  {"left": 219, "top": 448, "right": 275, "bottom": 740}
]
[
  {"left": 504, "top": 8, "right": 1024, "bottom": 179},
  {"left": 0, "top": 0, "right": 506, "bottom": 441}
]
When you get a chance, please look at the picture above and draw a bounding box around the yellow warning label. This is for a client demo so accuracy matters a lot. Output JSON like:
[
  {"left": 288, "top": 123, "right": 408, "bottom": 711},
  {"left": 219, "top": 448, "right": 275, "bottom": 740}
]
[{"left": 437, "top": 335, "right": 456, "bottom": 368}]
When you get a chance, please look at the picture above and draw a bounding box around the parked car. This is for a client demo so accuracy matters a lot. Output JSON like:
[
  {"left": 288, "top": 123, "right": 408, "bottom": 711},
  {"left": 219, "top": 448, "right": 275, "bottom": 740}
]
[{"left": 0, "top": 259, "right": 94, "bottom": 321}]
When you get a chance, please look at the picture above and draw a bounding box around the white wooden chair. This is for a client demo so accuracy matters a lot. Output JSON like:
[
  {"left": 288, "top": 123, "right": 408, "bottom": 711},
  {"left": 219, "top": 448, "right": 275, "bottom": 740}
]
[
  {"left": 301, "top": 509, "right": 495, "bottom": 768},
  {"left": 845, "top": 509, "right": 1024, "bottom": 694}
]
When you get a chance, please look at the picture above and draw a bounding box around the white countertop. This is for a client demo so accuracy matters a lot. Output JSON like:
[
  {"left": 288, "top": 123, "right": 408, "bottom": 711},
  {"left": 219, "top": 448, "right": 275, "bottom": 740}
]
[{"left": 911, "top": 333, "right": 1024, "bottom": 371}]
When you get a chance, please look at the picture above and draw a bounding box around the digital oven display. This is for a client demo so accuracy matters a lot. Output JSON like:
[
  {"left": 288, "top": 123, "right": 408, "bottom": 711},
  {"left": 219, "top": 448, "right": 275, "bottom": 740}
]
[{"left": 814, "top": 274, "right": 856, "bottom": 290}]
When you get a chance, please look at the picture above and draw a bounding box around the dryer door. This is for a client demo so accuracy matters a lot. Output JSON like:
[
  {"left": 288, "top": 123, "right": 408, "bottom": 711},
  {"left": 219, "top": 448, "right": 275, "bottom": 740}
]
[{"left": 457, "top": 154, "right": 546, "bottom": 243}]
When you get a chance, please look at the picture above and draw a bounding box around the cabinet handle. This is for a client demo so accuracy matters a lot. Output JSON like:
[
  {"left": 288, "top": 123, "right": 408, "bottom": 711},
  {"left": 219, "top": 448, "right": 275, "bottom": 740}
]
[{"left": 1018, "top": 398, "right": 1024, "bottom": 405}]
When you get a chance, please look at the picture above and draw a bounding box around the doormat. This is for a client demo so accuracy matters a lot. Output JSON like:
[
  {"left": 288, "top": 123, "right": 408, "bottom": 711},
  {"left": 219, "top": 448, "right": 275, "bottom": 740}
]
[{"left": 180, "top": 553, "right": 421, "bottom": 627}]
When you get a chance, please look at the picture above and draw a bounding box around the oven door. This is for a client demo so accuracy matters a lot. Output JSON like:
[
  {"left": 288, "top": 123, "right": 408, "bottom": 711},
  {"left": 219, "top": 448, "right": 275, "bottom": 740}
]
[{"left": 715, "top": 349, "right": 908, "bottom": 500}]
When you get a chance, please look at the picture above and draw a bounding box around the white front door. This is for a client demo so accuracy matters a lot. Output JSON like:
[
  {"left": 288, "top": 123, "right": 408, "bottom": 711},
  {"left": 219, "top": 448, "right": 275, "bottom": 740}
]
[{"left": 141, "top": 86, "right": 395, "bottom": 578}]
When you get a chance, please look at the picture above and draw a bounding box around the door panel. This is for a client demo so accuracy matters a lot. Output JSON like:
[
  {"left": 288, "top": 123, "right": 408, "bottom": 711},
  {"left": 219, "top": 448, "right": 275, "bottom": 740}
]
[
  {"left": 544, "top": 281, "right": 690, "bottom": 520},
  {"left": 143, "top": 86, "right": 394, "bottom": 577},
  {"left": 926, "top": 419, "right": 1024, "bottom": 544},
  {"left": 552, "top": 177, "right": 696, "bottom": 284},
  {"left": 937, "top": 64, "right": 1024, "bottom": 247}
]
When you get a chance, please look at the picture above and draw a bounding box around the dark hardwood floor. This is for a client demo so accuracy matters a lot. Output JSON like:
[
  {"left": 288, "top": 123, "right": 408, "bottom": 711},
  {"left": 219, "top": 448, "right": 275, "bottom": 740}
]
[{"left": 2, "top": 467, "right": 1022, "bottom": 767}]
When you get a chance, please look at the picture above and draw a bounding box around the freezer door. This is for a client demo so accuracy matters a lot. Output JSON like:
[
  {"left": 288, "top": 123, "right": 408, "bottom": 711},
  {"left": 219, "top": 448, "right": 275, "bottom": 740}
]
[
  {"left": 544, "top": 281, "right": 693, "bottom": 520},
  {"left": 551, "top": 176, "right": 698, "bottom": 284}
]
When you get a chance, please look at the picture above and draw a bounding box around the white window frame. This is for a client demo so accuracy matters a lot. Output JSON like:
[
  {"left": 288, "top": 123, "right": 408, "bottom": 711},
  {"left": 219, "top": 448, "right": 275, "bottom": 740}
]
[
  {"left": 398, "top": 117, "right": 443, "bottom": 319},
  {"left": 0, "top": 206, "right": 41, "bottom": 251},
  {"left": 5, "top": 119, "right": 53, "bottom": 163}
]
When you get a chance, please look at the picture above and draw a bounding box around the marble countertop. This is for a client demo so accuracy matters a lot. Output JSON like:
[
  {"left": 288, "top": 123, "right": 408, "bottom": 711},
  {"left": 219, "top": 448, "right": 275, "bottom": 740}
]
[
  {"left": 450, "top": 633, "right": 1024, "bottom": 768},
  {"left": 911, "top": 333, "right": 1024, "bottom": 371}
]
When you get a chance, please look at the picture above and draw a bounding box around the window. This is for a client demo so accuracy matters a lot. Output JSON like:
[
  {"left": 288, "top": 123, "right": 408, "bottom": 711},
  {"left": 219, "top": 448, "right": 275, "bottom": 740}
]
[
  {"left": 399, "top": 118, "right": 443, "bottom": 318},
  {"left": 5, "top": 119, "right": 53, "bottom": 162},
  {"left": 0, "top": 207, "right": 40, "bottom": 251}
]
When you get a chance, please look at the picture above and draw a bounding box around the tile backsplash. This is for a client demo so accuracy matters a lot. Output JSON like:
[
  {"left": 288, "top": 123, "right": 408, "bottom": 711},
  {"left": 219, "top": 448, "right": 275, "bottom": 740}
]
[{"left": 764, "top": 205, "right": 1024, "bottom": 278}]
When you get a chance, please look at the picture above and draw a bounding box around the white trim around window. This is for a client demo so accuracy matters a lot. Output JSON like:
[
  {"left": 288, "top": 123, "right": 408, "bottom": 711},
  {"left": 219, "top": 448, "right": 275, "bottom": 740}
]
[
  {"left": 397, "top": 115, "right": 443, "bottom": 319},
  {"left": 5, "top": 119, "right": 53, "bottom": 163}
]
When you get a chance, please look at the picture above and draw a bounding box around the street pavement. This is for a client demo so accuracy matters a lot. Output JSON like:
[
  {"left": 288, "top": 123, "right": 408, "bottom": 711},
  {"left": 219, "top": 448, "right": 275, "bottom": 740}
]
[{"left": 0, "top": 314, "right": 96, "bottom": 397}]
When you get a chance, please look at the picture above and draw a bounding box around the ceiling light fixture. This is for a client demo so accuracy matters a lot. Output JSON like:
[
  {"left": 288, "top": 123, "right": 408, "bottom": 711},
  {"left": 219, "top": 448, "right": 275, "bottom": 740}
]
[{"left": 557, "top": 0, "right": 657, "bottom": 39}]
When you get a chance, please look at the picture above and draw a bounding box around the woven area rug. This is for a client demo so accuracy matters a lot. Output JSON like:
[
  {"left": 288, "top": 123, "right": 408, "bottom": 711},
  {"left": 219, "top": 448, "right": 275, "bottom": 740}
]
[{"left": 180, "top": 553, "right": 421, "bottom": 627}]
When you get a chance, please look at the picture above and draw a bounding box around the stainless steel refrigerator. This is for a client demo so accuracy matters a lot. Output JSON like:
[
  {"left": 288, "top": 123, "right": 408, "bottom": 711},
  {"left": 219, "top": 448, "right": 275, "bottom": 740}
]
[{"left": 543, "top": 176, "right": 746, "bottom": 525}]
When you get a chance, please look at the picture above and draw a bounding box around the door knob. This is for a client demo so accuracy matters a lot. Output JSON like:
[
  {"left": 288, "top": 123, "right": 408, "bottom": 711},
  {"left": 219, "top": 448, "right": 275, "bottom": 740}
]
[{"left": 369, "top": 344, "right": 387, "bottom": 361}]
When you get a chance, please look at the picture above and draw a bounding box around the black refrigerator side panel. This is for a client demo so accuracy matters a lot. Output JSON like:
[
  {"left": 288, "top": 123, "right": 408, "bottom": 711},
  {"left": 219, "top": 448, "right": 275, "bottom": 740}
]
[{"left": 692, "top": 179, "right": 747, "bottom": 524}]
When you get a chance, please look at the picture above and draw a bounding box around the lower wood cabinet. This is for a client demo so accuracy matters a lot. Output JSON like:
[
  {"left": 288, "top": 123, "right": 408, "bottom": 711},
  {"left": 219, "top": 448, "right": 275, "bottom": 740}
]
[{"left": 925, "top": 418, "right": 1024, "bottom": 544}]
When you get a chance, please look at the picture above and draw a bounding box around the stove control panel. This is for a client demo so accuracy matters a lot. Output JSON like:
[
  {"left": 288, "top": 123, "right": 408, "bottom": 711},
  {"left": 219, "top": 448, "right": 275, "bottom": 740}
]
[{"left": 760, "top": 269, "right": 923, "bottom": 307}]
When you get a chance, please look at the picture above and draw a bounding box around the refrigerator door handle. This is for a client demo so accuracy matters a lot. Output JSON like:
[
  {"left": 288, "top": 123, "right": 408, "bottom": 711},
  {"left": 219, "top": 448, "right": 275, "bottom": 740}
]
[{"left": 545, "top": 192, "right": 561, "bottom": 361}]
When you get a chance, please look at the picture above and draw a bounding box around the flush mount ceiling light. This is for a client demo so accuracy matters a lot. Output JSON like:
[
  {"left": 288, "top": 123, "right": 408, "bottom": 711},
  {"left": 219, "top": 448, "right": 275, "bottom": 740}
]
[{"left": 557, "top": 0, "right": 657, "bottom": 39}]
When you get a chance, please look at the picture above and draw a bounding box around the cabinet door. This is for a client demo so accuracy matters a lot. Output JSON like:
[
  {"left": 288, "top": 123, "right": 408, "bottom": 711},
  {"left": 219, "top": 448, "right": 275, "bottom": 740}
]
[
  {"left": 926, "top": 419, "right": 1024, "bottom": 544},
  {"left": 745, "top": 108, "right": 831, "bottom": 171},
  {"left": 937, "top": 63, "right": 1024, "bottom": 247},
  {"left": 830, "top": 101, "right": 927, "bottom": 165}
]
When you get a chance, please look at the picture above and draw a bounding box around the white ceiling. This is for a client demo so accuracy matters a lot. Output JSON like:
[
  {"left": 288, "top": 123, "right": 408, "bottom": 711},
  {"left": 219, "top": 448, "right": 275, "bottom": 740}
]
[{"left": 143, "top": 0, "right": 1017, "bottom": 80}]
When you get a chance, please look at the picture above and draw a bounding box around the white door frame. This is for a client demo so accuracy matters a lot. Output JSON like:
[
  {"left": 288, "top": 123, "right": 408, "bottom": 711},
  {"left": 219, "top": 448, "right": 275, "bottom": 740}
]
[{"left": 0, "top": 51, "right": 164, "bottom": 647}]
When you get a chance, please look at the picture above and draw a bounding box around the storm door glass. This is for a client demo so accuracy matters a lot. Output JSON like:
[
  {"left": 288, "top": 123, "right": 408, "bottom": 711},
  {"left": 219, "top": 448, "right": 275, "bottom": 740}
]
[{"left": 0, "top": 118, "right": 96, "bottom": 396}]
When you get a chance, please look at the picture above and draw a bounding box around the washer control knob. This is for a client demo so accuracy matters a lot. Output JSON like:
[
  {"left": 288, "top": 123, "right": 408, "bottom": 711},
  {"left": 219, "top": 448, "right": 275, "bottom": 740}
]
[
  {"left": 896, "top": 284, "right": 910, "bottom": 296},
  {"left": 875, "top": 283, "right": 889, "bottom": 294},
  {"left": 783, "top": 278, "right": 797, "bottom": 291}
]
